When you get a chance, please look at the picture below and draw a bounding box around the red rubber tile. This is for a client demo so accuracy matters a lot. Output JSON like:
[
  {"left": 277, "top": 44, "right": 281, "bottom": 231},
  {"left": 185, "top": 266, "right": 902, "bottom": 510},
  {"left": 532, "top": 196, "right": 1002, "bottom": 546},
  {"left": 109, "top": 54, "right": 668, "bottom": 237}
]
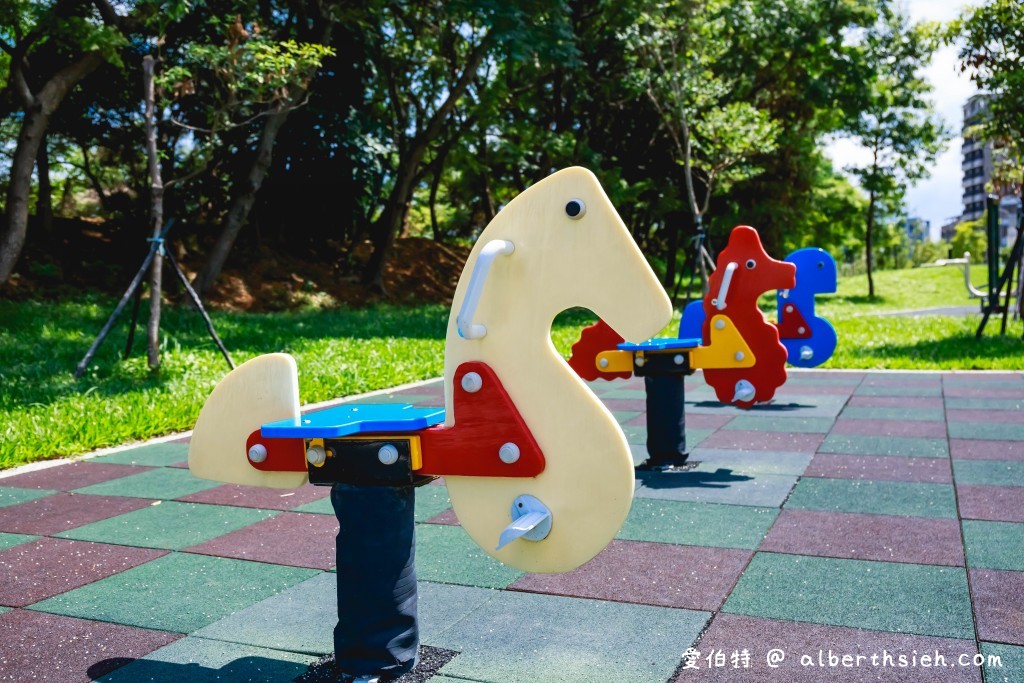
[
  {"left": 970, "top": 568, "right": 1024, "bottom": 646},
  {"left": 0, "top": 462, "right": 152, "bottom": 491},
  {"left": 804, "top": 454, "right": 952, "bottom": 483},
  {"left": 945, "top": 386, "right": 1024, "bottom": 398},
  {"left": 601, "top": 398, "right": 648, "bottom": 412},
  {"left": 829, "top": 418, "right": 946, "bottom": 439},
  {"left": 425, "top": 509, "right": 460, "bottom": 526},
  {"left": 848, "top": 396, "right": 945, "bottom": 409},
  {"left": 509, "top": 539, "right": 751, "bottom": 611},
  {"left": 945, "top": 373, "right": 1023, "bottom": 383},
  {"left": 0, "top": 493, "right": 153, "bottom": 536},
  {"left": 625, "top": 413, "right": 733, "bottom": 429},
  {"left": 676, "top": 613, "right": 981, "bottom": 682},
  {"left": 699, "top": 431, "right": 824, "bottom": 453},
  {"left": 863, "top": 377, "right": 942, "bottom": 388},
  {"left": 775, "top": 384, "right": 855, "bottom": 396},
  {"left": 0, "top": 538, "right": 167, "bottom": 607},
  {"left": 951, "top": 439, "right": 1024, "bottom": 461},
  {"left": 760, "top": 510, "right": 964, "bottom": 566},
  {"left": 947, "top": 409, "right": 1024, "bottom": 424},
  {"left": 177, "top": 483, "right": 330, "bottom": 510},
  {"left": 0, "top": 609, "right": 181, "bottom": 681},
  {"left": 959, "top": 485, "right": 1024, "bottom": 523},
  {"left": 184, "top": 511, "right": 338, "bottom": 570}
]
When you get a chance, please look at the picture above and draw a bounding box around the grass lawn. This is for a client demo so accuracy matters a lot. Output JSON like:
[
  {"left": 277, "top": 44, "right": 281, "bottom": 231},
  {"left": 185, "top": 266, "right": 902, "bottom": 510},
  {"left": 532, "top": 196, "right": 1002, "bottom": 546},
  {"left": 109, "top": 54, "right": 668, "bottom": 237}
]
[{"left": 1, "top": 265, "right": 1021, "bottom": 469}]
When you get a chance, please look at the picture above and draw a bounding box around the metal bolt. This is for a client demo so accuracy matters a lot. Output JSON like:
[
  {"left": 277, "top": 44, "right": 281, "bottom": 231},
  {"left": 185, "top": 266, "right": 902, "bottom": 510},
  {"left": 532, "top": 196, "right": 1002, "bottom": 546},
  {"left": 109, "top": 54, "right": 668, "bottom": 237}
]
[
  {"left": 306, "top": 445, "right": 327, "bottom": 466},
  {"left": 248, "top": 444, "right": 268, "bottom": 463},
  {"left": 378, "top": 444, "right": 399, "bottom": 465},
  {"left": 461, "top": 372, "right": 483, "bottom": 393},
  {"left": 598, "top": 357, "right": 609, "bottom": 369},
  {"left": 797, "top": 326, "right": 806, "bottom": 335},
  {"left": 800, "top": 346, "right": 814, "bottom": 360},
  {"left": 499, "top": 442, "right": 521, "bottom": 464},
  {"left": 673, "top": 354, "right": 684, "bottom": 365},
  {"left": 715, "top": 319, "right": 726, "bottom": 330},
  {"left": 786, "top": 305, "right": 794, "bottom": 313},
  {"left": 734, "top": 351, "right": 745, "bottom": 362},
  {"left": 634, "top": 356, "right": 645, "bottom": 367}
]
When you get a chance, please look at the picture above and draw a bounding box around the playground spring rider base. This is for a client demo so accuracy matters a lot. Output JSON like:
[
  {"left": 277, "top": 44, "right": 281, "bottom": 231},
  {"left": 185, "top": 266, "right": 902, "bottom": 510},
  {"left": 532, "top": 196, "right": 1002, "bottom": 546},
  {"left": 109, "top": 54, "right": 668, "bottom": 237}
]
[
  {"left": 569, "top": 227, "right": 838, "bottom": 468},
  {"left": 188, "top": 168, "right": 672, "bottom": 680}
]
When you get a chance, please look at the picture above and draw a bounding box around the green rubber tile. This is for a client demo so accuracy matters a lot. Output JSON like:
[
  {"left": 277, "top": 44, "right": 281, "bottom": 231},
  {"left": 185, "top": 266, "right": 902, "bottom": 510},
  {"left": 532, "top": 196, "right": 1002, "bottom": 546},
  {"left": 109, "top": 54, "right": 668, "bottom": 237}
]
[
  {"left": 30, "top": 552, "right": 317, "bottom": 634},
  {"left": 949, "top": 422, "right": 1024, "bottom": 441},
  {"left": 724, "top": 415, "right": 834, "bottom": 433},
  {"left": 785, "top": 478, "right": 957, "bottom": 518},
  {"left": 97, "top": 636, "right": 317, "bottom": 682},
  {"left": 818, "top": 434, "right": 948, "bottom": 458},
  {"left": 945, "top": 397, "right": 1024, "bottom": 411},
  {"left": 963, "top": 520, "right": 1024, "bottom": 571},
  {"left": 0, "top": 487, "right": 56, "bottom": 508},
  {"left": 292, "top": 494, "right": 333, "bottom": 515},
  {"left": 612, "top": 410, "right": 642, "bottom": 423},
  {"left": 0, "top": 532, "right": 38, "bottom": 551},
  {"left": 785, "top": 375, "right": 863, "bottom": 386},
  {"left": 954, "top": 459, "right": 1024, "bottom": 487},
  {"left": 635, "top": 470, "right": 797, "bottom": 508},
  {"left": 690, "top": 400, "right": 845, "bottom": 419},
  {"left": 723, "top": 552, "right": 974, "bottom": 639},
  {"left": 72, "top": 467, "right": 221, "bottom": 500},
  {"left": 415, "top": 485, "right": 451, "bottom": 522},
  {"left": 0, "top": 607, "right": 8, "bottom": 616},
  {"left": 92, "top": 442, "right": 189, "bottom": 467},
  {"left": 981, "top": 642, "right": 1024, "bottom": 683},
  {"left": 618, "top": 498, "right": 778, "bottom": 549},
  {"left": 415, "top": 524, "right": 524, "bottom": 588},
  {"left": 689, "top": 448, "right": 813, "bottom": 475},
  {"left": 839, "top": 406, "right": 945, "bottom": 422},
  {"left": 622, "top": 425, "right": 646, "bottom": 445},
  {"left": 855, "top": 384, "right": 943, "bottom": 397},
  {"left": 56, "top": 501, "right": 279, "bottom": 550},
  {"left": 430, "top": 590, "right": 709, "bottom": 683}
]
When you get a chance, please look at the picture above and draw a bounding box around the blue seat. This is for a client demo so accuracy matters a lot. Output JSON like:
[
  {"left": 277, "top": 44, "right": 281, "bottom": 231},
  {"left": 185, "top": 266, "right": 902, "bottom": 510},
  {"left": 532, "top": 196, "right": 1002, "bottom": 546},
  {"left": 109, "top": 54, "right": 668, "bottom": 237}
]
[
  {"left": 261, "top": 404, "right": 446, "bottom": 439},
  {"left": 617, "top": 337, "right": 701, "bottom": 352}
]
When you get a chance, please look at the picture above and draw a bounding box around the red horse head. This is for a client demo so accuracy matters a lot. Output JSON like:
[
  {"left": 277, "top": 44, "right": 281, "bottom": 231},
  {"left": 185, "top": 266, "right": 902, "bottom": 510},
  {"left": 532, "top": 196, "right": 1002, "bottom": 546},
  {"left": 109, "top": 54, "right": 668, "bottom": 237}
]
[{"left": 702, "top": 226, "right": 796, "bottom": 407}]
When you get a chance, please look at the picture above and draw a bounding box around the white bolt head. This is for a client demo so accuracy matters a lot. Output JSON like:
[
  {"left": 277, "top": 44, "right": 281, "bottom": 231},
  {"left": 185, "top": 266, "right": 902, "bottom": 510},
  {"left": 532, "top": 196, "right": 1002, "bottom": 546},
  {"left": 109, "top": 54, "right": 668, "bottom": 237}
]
[
  {"left": 734, "top": 351, "right": 745, "bottom": 361},
  {"left": 598, "top": 357, "right": 609, "bottom": 369},
  {"left": 306, "top": 445, "right": 327, "bottom": 466},
  {"left": 248, "top": 443, "right": 268, "bottom": 463},
  {"left": 634, "top": 356, "right": 646, "bottom": 367},
  {"left": 461, "top": 372, "right": 483, "bottom": 393},
  {"left": 673, "top": 354, "right": 684, "bottom": 365},
  {"left": 715, "top": 319, "right": 726, "bottom": 330},
  {"left": 800, "top": 345, "right": 814, "bottom": 360},
  {"left": 798, "top": 326, "right": 806, "bottom": 334},
  {"left": 378, "top": 444, "right": 399, "bottom": 465},
  {"left": 499, "top": 442, "right": 521, "bottom": 464},
  {"left": 786, "top": 305, "right": 794, "bottom": 313}
]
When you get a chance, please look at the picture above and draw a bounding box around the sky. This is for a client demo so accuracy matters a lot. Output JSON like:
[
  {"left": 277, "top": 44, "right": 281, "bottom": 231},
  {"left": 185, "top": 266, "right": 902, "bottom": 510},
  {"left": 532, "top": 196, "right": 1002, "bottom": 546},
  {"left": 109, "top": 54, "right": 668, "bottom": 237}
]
[{"left": 824, "top": 0, "right": 980, "bottom": 240}]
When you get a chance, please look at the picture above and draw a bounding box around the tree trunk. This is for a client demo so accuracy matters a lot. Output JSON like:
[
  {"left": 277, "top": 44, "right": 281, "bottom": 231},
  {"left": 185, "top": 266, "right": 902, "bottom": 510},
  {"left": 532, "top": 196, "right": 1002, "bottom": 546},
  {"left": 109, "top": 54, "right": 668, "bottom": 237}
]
[
  {"left": 865, "top": 189, "right": 876, "bottom": 299},
  {"left": 192, "top": 106, "right": 292, "bottom": 294},
  {"left": 36, "top": 134, "right": 53, "bottom": 236},
  {"left": 0, "top": 51, "right": 104, "bottom": 284},
  {"left": 143, "top": 56, "right": 165, "bottom": 370},
  {"left": 429, "top": 167, "right": 442, "bottom": 242}
]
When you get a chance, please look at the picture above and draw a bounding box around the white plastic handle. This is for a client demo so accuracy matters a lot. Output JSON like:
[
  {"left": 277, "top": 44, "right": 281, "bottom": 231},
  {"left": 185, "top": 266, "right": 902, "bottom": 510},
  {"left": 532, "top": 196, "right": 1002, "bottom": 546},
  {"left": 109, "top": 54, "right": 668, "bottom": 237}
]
[
  {"left": 715, "top": 261, "right": 738, "bottom": 311},
  {"left": 457, "top": 239, "right": 515, "bottom": 339}
]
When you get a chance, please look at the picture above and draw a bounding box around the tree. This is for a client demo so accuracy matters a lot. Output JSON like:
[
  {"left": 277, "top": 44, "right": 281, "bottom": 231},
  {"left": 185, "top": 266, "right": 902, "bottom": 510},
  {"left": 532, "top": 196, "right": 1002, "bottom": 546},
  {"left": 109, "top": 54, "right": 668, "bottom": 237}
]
[{"left": 845, "top": 7, "right": 948, "bottom": 298}]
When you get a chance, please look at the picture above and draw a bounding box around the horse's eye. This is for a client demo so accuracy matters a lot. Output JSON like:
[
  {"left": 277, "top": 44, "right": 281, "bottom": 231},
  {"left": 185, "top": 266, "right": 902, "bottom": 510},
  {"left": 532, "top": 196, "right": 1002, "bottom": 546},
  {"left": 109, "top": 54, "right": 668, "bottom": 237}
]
[
  {"left": 565, "top": 199, "right": 586, "bottom": 219},
  {"left": 745, "top": 259, "right": 756, "bottom": 269}
]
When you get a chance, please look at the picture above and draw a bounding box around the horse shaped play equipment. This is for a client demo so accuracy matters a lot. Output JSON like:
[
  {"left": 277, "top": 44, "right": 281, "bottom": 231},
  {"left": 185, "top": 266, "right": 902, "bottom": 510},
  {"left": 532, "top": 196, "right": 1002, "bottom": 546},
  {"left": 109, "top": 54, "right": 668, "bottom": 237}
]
[
  {"left": 189, "top": 167, "right": 672, "bottom": 573},
  {"left": 776, "top": 247, "right": 838, "bottom": 368}
]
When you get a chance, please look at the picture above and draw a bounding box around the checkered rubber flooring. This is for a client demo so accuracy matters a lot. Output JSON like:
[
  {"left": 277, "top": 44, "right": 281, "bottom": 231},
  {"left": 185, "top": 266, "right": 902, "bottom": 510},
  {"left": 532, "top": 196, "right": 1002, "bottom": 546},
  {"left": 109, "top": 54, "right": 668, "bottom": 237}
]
[{"left": 1, "top": 371, "right": 1022, "bottom": 682}]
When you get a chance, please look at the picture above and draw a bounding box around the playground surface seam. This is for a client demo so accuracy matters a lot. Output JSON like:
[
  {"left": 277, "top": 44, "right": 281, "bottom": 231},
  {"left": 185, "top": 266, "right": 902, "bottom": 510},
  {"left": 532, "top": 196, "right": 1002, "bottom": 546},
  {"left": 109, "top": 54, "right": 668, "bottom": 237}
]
[{"left": 0, "top": 370, "right": 1022, "bottom": 682}]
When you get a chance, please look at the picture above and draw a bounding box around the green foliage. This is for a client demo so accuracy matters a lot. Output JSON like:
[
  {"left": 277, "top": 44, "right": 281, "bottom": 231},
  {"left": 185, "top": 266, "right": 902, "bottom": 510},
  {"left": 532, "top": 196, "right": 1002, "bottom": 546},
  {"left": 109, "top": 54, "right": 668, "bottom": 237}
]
[{"left": 951, "top": 218, "right": 988, "bottom": 261}]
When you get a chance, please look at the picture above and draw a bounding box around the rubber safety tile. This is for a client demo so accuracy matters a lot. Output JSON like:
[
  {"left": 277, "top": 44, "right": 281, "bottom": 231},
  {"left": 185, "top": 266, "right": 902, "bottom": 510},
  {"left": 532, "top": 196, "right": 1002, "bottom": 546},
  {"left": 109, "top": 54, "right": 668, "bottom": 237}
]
[
  {"left": 950, "top": 439, "right": 1024, "bottom": 461},
  {"left": 786, "top": 374, "right": 863, "bottom": 385},
  {"left": 723, "top": 552, "right": 974, "bottom": 640},
  {"left": 178, "top": 483, "right": 330, "bottom": 510},
  {"left": 962, "top": 520, "right": 1024, "bottom": 571},
  {"left": 29, "top": 551, "right": 317, "bottom": 634},
  {"left": 96, "top": 635, "right": 318, "bottom": 682},
  {"left": 847, "top": 395, "right": 945, "bottom": 409},
  {"left": 0, "top": 461, "right": 152, "bottom": 491},
  {"left": 862, "top": 374, "right": 942, "bottom": 386},
  {"left": 817, "top": 434, "right": 948, "bottom": 458},
  {"left": 72, "top": 467, "right": 222, "bottom": 500},
  {"left": 836, "top": 406, "right": 946, "bottom": 422},
  {"left": 428, "top": 589, "right": 709, "bottom": 683},
  {"left": 414, "top": 523, "right": 524, "bottom": 589},
  {"left": 91, "top": 441, "right": 190, "bottom": 467},
  {"left": 803, "top": 454, "right": 952, "bottom": 483},
  {"left": 956, "top": 485, "right": 1024, "bottom": 523},
  {"left": 698, "top": 430, "right": 825, "bottom": 453},
  {"left": 854, "top": 385, "right": 943, "bottom": 397},
  {"left": 759, "top": 509, "right": 964, "bottom": 566},
  {"left": 678, "top": 613, "right": 981, "bottom": 683},
  {"left": 602, "top": 397, "right": 648, "bottom": 412},
  {"left": 948, "top": 422, "right": 1024, "bottom": 441},
  {"left": 617, "top": 498, "right": 778, "bottom": 549},
  {"left": 185, "top": 511, "right": 338, "bottom": 570},
  {"left": 723, "top": 415, "right": 834, "bottom": 433},
  {"left": 944, "top": 386, "right": 1024, "bottom": 399},
  {"left": 635, "top": 468, "right": 798, "bottom": 508},
  {"left": 947, "top": 408, "right": 1024, "bottom": 424},
  {"left": 0, "top": 486, "right": 56, "bottom": 508},
  {"left": 0, "top": 532, "right": 37, "bottom": 552},
  {"left": 0, "top": 492, "right": 153, "bottom": 536},
  {"left": 625, "top": 412, "right": 733, "bottom": 430},
  {"left": 0, "top": 609, "right": 181, "bottom": 683},
  {"left": 414, "top": 484, "right": 452, "bottom": 522},
  {"left": 970, "top": 569, "right": 1024, "bottom": 646},
  {"left": 945, "top": 397, "right": 1024, "bottom": 411},
  {"left": 509, "top": 539, "right": 751, "bottom": 611},
  {"left": 981, "top": 642, "right": 1024, "bottom": 683},
  {"left": 829, "top": 419, "right": 947, "bottom": 439},
  {"left": 953, "top": 459, "right": 1024, "bottom": 486},
  {"left": 784, "top": 478, "right": 958, "bottom": 519},
  {"left": 56, "top": 501, "right": 279, "bottom": 551},
  {"left": 687, "top": 448, "right": 813, "bottom": 476},
  {"left": 0, "top": 537, "right": 167, "bottom": 607}
]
